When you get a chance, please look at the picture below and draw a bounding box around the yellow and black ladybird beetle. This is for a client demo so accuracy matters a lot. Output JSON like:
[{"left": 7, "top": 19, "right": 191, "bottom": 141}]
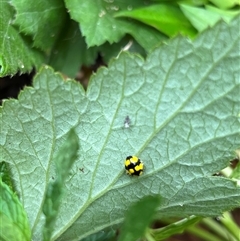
[{"left": 124, "top": 156, "right": 144, "bottom": 176}]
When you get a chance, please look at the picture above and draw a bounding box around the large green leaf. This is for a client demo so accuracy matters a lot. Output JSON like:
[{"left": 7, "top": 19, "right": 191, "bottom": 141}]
[
  {"left": 64, "top": 0, "right": 165, "bottom": 47},
  {"left": 0, "top": 0, "right": 44, "bottom": 77},
  {"left": 11, "top": 0, "right": 67, "bottom": 50},
  {"left": 1, "top": 17, "right": 240, "bottom": 241}
]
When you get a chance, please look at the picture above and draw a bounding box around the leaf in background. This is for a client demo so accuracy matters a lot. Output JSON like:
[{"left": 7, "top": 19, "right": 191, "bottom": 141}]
[
  {"left": 11, "top": 0, "right": 67, "bottom": 51},
  {"left": 49, "top": 19, "right": 163, "bottom": 78},
  {"left": 115, "top": 4, "right": 197, "bottom": 38},
  {"left": 0, "top": 0, "right": 44, "bottom": 77},
  {"left": 125, "top": 20, "right": 167, "bottom": 53},
  {"left": 48, "top": 20, "right": 98, "bottom": 78},
  {"left": 205, "top": 5, "right": 240, "bottom": 21},
  {"left": 179, "top": 0, "right": 208, "bottom": 5},
  {"left": 231, "top": 162, "right": 240, "bottom": 179},
  {"left": 180, "top": 4, "right": 239, "bottom": 32},
  {"left": 64, "top": 0, "right": 166, "bottom": 48},
  {"left": 118, "top": 196, "right": 161, "bottom": 241},
  {"left": 0, "top": 179, "right": 31, "bottom": 241},
  {"left": 209, "top": 0, "right": 240, "bottom": 9},
  {"left": 0, "top": 17, "right": 240, "bottom": 241},
  {"left": 43, "top": 129, "right": 79, "bottom": 241}
]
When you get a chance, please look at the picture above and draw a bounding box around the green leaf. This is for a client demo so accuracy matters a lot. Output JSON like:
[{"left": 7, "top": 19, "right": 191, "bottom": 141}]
[
  {"left": 180, "top": 4, "right": 239, "bottom": 32},
  {"left": 179, "top": 0, "right": 208, "bottom": 5},
  {"left": 209, "top": 0, "right": 240, "bottom": 9},
  {"left": 48, "top": 20, "right": 98, "bottom": 78},
  {"left": 115, "top": 4, "right": 197, "bottom": 38},
  {"left": 43, "top": 129, "right": 79, "bottom": 241},
  {"left": 11, "top": 0, "right": 67, "bottom": 50},
  {"left": 0, "top": 0, "right": 44, "bottom": 77},
  {"left": 49, "top": 20, "right": 163, "bottom": 77},
  {"left": 124, "top": 21, "right": 167, "bottom": 53},
  {"left": 64, "top": 0, "right": 166, "bottom": 47},
  {"left": 0, "top": 179, "right": 31, "bottom": 241},
  {"left": 118, "top": 196, "right": 161, "bottom": 241},
  {"left": 205, "top": 5, "right": 240, "bottom": 22},
  {"left": 231, "top": 163, "right": 240, "bottom": 179},
  {"left": 1, "top": 17, "right": 240, "bottom": 241}
]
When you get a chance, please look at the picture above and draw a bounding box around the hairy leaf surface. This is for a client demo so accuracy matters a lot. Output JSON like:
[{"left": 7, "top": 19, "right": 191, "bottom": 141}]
[{"left": 1, "top": 17, "right": 240, "bottom": 240}]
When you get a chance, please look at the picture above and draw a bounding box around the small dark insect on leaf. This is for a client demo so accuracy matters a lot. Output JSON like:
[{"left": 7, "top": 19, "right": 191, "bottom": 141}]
[
  {"left": 124, "top": 116, "right": 131, "bottom": 128},
  {"left": 79, "top": 168, "right": 84, "bottom": 173}
]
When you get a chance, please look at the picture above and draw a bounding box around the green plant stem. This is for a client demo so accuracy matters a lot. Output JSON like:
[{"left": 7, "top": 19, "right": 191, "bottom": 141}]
[
  {"left": 202, "top": 217, "right": 236, "bottom": 241},
  {"left": 145, "top": 229, "right": 155, "bottom": 241},
  {"left": 187, "top": 224, "right": 223, "bottom": 241},
  {"left": 220, "top": 212, "right": 240, "bottom": 241}
]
